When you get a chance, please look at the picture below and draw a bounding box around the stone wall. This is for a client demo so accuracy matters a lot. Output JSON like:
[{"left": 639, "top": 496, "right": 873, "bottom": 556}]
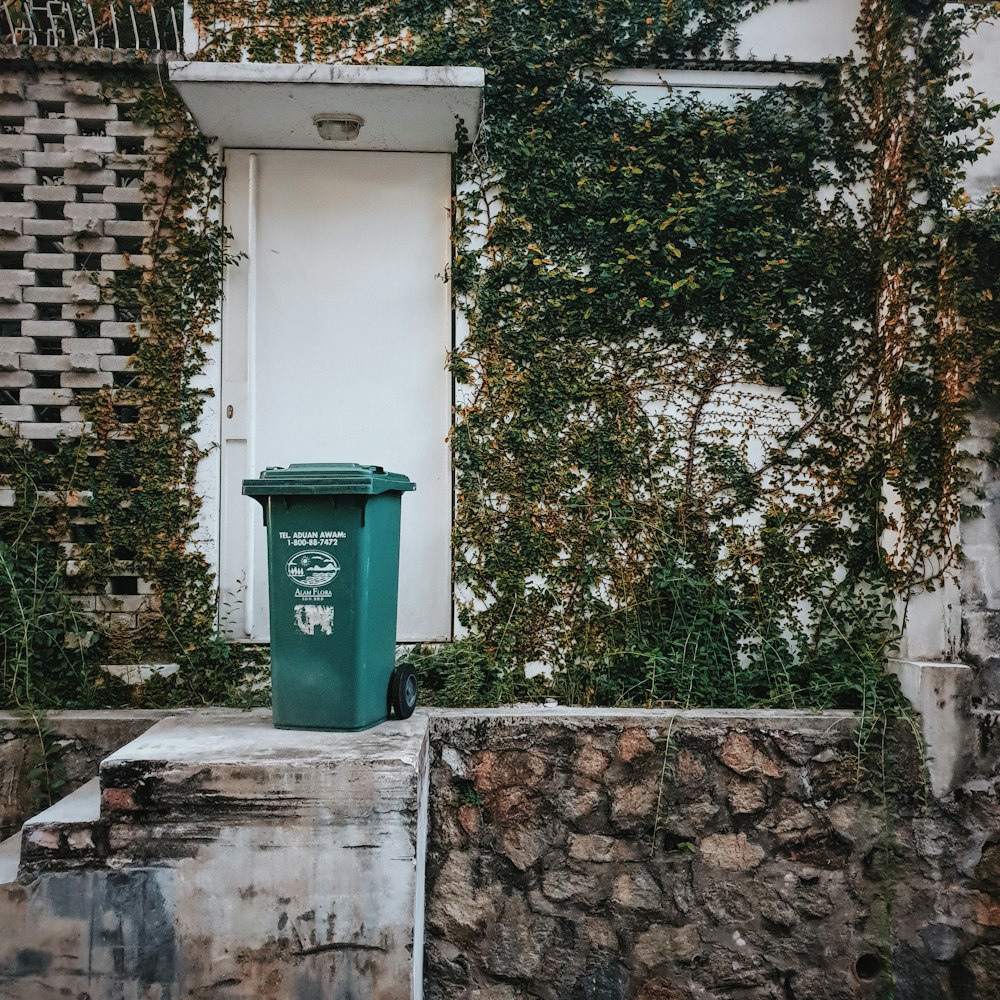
[
  {"left": 0, "top": 50, "right": 164, "bottom": 629},
  {"left": 423, "top": 709, "right": 1000, "bottom": 1000}
]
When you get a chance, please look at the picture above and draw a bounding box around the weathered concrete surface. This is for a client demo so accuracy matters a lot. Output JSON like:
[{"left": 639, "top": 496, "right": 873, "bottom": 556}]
[
  {"left": 0, "top": 710, "right": 430, "bottom": 1000},
  {"left": 962, "top": 399, "right": 1000, "bottom": 710},
  {"left": 889, "top": 659, "right": 975, "bottom": 797},
  {"left": 0, "top": 709, "right": 175, "bottom": 840}
]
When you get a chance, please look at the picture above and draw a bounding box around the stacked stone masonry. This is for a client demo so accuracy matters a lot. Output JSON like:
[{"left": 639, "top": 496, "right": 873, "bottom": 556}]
[
  {"left": 0, "top": 57, "right": 163, "bottom": 629},
  {"left": 425, "top": 710, "right": 1000, "bottom": 1000}
]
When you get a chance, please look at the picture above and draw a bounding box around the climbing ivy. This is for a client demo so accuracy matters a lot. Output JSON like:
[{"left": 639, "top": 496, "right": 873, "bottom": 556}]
[
  {"left": 0, "top": 65, "right": 266, "bottom": 709},
  {"left": 3, "top": 0, "right": 999, "bottom": 715},
  {"left": 0, "top": 426, "right": 101, "bottom": 708},
  {"left": 188, "top": 0, "right": 1000, "bottom": 712},
  {"left": 83, "top": 77, "right": 268, "bottom": 705}
]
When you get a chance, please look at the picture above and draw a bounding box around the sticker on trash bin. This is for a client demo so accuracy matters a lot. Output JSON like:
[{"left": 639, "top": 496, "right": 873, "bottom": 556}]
[
  {"left": 295, "top": 604, "right": 335, "bottom": 636},
  {"left": 286, "top": 550, "right": 340, "bottom": 587}
]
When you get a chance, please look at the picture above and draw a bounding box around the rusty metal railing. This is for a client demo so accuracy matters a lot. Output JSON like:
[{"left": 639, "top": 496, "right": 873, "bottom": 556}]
[{"left": 1, "top": 0, "right": 182, "bottom": 50}]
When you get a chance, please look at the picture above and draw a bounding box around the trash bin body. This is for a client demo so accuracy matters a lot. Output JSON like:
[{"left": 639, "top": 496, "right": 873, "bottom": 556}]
[{"left": 243, "top": 463, "right": 415, "bottom": 731}]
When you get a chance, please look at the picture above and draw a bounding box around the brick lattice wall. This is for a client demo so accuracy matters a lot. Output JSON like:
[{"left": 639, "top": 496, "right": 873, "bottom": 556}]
[{"left": 0, "top": 55, "right": 163, "bottom": 630}]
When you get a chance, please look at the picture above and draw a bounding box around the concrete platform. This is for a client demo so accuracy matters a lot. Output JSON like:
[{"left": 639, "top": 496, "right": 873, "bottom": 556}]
[{"left": 0, "top": 710, "right": 430, "bottom": 1000}]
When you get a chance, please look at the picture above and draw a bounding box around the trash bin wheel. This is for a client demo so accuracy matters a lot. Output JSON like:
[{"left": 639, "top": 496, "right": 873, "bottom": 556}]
[{"left": 389, "top": 663, "right": 418, "bottom": 720}]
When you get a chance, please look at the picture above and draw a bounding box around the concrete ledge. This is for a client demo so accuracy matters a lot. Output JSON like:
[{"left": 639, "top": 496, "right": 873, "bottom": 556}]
[
  {"left": 169, "top": 60, "right": 484, "bottom": 152},
  {"left": 889, "top": 659, "right": 974, "bottom": 797},
  {"left": 428, "top": 705, "right": 859, "bottom": 737}
]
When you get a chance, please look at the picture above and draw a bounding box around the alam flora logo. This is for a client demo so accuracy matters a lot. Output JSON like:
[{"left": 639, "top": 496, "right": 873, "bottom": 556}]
[{"left": 285, "top": 550, "right": 340, "bottom": 588}]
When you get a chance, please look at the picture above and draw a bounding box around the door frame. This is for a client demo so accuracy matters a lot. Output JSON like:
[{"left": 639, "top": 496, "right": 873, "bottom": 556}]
[{"left": 215, "top": 147, "right": 457, "bottom": 643}]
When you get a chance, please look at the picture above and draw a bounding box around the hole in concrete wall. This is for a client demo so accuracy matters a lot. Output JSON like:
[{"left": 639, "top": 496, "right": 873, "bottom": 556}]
[
  {"left": 70, "top": 522, "right": 99, "bottom": 544},
  {"left": 38, "top": 270, "right": 63, "bottom": 287},
  {"left": 0, "top": 320, "right": 20, "bottom": 336},
  {"left": 113, "top": 338, "right": 138, "bottom": 356},
  {"left": 853, "top": 953, "right": 883, "bottom": 982},
  {"left": 38, "top": 303, "right": 62, "bottom": 320},
  {"left": 0, "top": 252, "right": 22, "bottom": 268},
  {"left": 77, "top": 321, "right": 101, "bottom": 338},
  {"left": 114, "top": 405, "right": 138, "bottom": 424},
  {"left": 33, "top": 405, "right": 60, "bottom": 422},
  {"left": 113, "top": 165, "right": 144, "bottom": 183},
  {"left": 109, "top": 576, "right": 138, "bottom": 596},
  {"left": 116, "top": 202, "right": 143, "bottom": 222},
  {"left": 0, "top": 186, "right": 24, "bottom": 202},
  {"left": 115, "top": 236, "right": 144, "bottom": 255},
  {"left": 34, "top": 373, "right": 59, "bottom": 388},
  {"left": 34, "top": 337, "right": 61, "bottom": 355},
  {"left": 0, "top": 389, "right": 17, "bottom": 404},
  {"left": 37, "top": 201, "right": 63, "bottom": 220}
]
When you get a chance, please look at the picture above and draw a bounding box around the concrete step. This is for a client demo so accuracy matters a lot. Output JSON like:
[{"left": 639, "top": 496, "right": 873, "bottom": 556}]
[
  {"left": 1, "top": 710, "right": 430, "bottom": 999},
  {"left": 0, "top": 831, "right": 20, "bottom": 885},
  {"left": 19, "top": 777, "right": 104, "bottom": 873}
]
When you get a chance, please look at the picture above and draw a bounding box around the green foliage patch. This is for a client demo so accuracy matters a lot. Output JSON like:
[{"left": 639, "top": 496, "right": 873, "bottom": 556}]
[{"left": 3, "top": 0, "right": 1000, "bottom": 720}]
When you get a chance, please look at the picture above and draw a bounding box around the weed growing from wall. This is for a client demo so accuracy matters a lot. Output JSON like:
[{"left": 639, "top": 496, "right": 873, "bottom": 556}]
[
  {"left": 0, "top": 424, "right": 106, "bottom": 707},
  {"left": 21, "top": 708, "right": 67, "bottom": 810}
]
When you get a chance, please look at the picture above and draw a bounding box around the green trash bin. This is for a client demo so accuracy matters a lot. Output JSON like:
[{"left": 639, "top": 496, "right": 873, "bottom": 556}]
[{"left": 243, "top": 463, "right": 416, "bottom": 732}]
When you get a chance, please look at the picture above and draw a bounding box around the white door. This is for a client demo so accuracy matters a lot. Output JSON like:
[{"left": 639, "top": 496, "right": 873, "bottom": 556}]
[{"left": 220, "top": 150, "right": 453, "bottom": 642}]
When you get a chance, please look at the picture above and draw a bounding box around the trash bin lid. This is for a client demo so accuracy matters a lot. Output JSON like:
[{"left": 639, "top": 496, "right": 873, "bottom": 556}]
[{"left": 242, "top": 463, "right": 416, "bottom": 497}]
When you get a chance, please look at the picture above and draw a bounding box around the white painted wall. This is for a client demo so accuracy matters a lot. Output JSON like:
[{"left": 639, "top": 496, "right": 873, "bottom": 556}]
[
  {"left": 733, "top": 0, "right": 860, "bottom": 61},
  {"left": 190, "top": 143, "right": 223, "bottom": 600},
  {"left": 963, "top": 16, "right": 1000, "bottom": 201}
]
